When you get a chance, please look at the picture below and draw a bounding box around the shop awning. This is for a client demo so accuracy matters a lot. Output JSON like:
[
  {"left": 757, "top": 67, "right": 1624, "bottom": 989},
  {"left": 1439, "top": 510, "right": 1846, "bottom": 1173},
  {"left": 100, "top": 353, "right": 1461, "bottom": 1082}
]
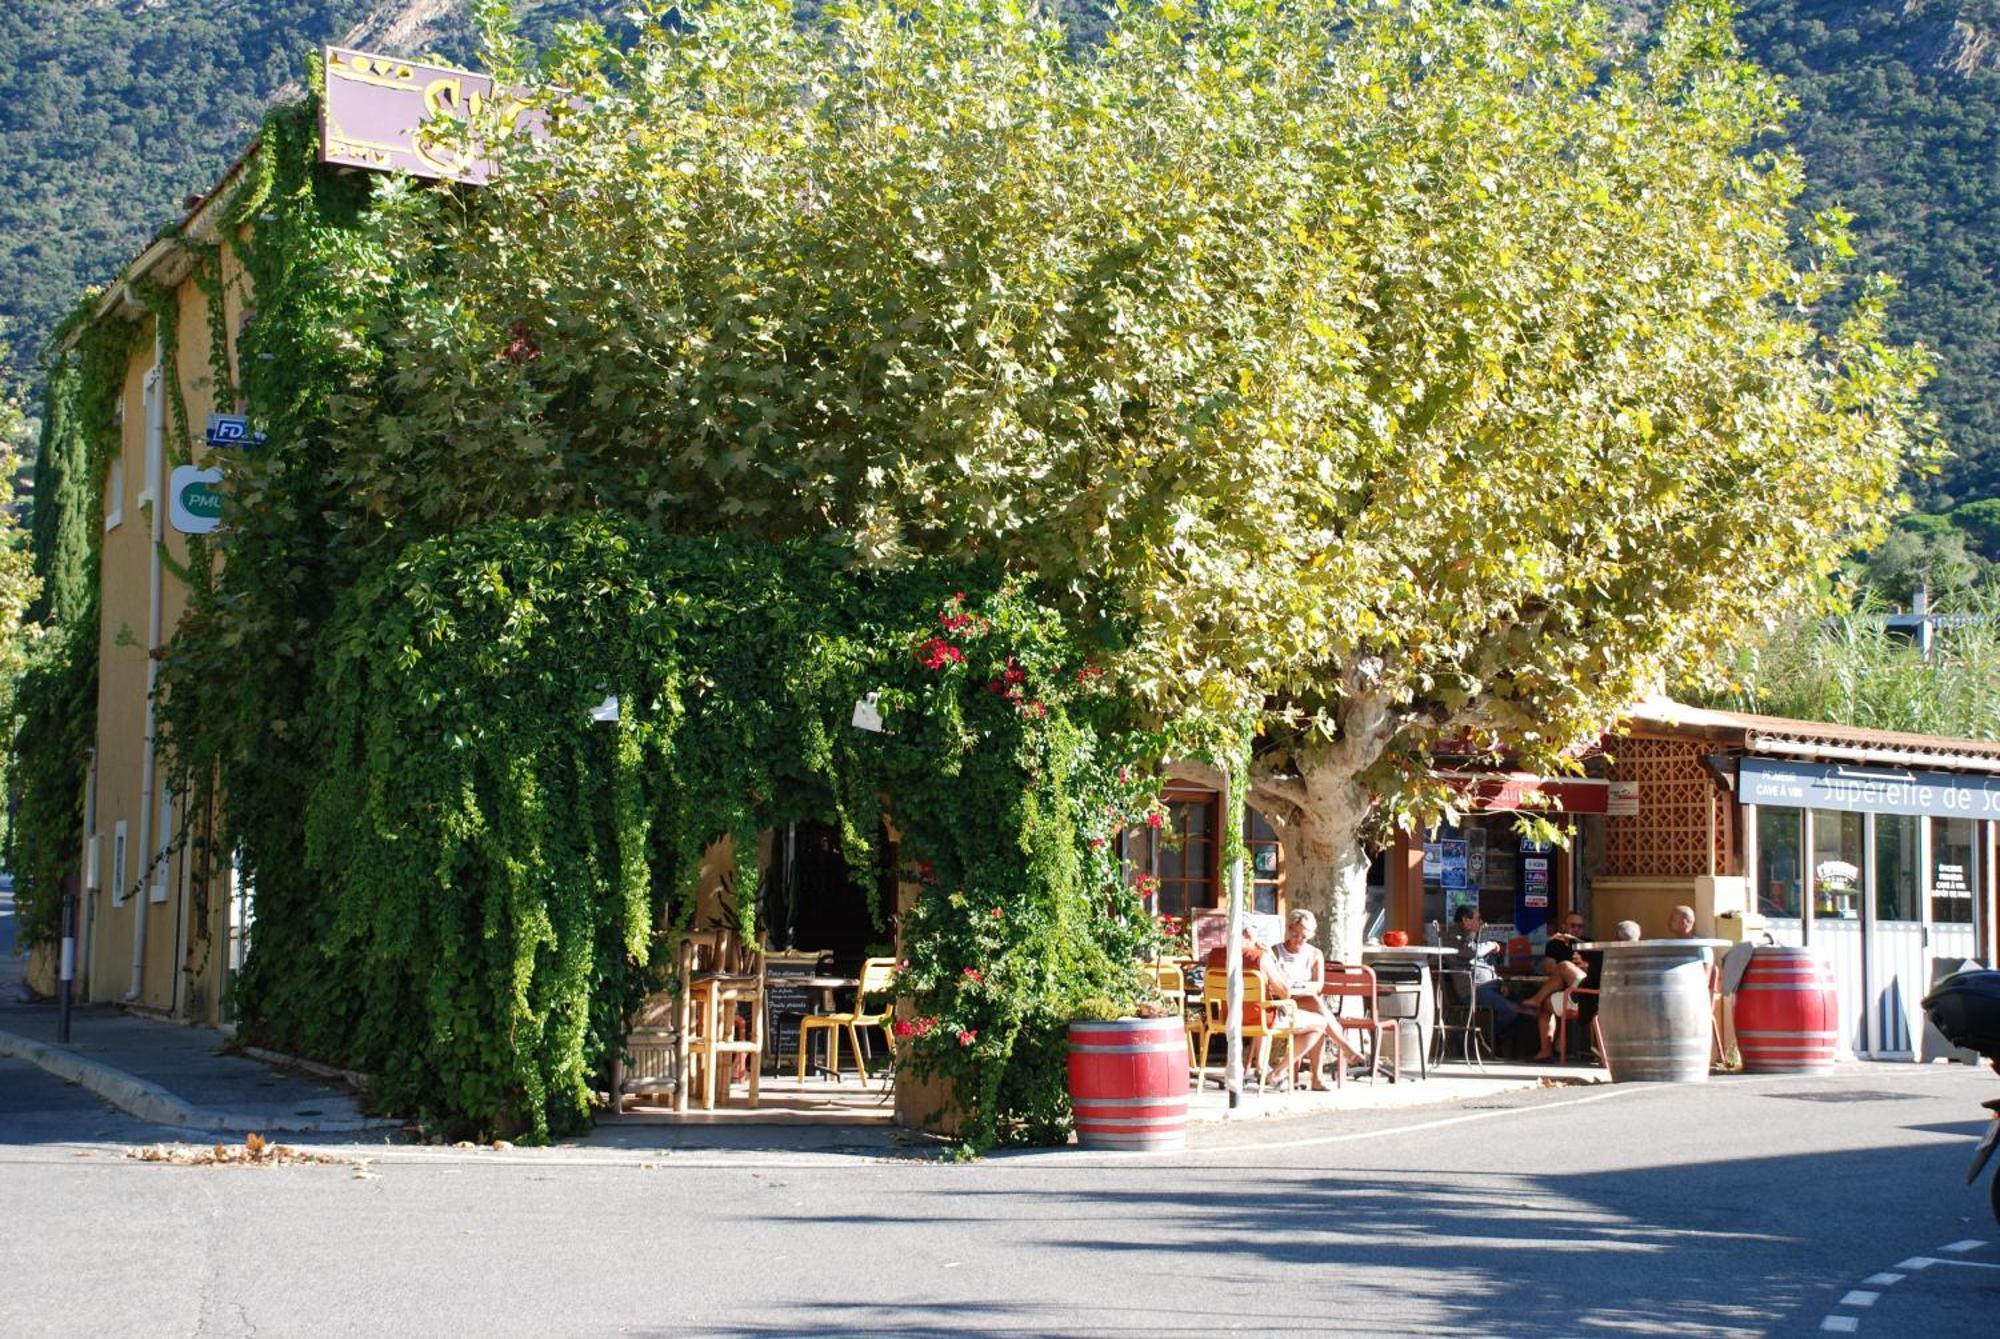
[{"left": 1436, "top": 771, "right": 1609, "bottom": 815}]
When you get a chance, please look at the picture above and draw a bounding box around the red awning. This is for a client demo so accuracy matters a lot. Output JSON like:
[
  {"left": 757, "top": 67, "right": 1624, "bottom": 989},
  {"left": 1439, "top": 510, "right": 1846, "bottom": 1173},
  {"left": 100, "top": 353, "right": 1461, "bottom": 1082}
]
[{"left": 1436, "top": 772, "right": 1609, "bottom": 815}]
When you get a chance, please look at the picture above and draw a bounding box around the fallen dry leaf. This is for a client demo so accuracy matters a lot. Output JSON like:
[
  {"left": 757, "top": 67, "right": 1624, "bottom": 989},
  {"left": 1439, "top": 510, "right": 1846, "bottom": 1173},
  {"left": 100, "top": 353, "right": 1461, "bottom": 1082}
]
[{"left": 124, "top": 1138, "right": 340, "bottom": 1168}]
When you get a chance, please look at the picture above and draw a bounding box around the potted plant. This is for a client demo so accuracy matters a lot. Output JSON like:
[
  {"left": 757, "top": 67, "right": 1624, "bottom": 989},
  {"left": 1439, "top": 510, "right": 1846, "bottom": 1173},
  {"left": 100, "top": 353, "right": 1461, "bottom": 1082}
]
[{"left": 1066, "top": 989, "right": 1188, "bottom": 1151}]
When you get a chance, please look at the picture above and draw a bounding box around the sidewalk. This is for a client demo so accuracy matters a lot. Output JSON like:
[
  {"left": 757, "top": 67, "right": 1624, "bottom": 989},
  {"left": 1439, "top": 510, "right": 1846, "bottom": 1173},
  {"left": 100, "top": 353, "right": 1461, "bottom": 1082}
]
[
  {"left": 0, "top": 958, "right": 389, "bottom": 1136},
  {"left": 1, "top": 951, "right": 1600, "bottom": 1146}
]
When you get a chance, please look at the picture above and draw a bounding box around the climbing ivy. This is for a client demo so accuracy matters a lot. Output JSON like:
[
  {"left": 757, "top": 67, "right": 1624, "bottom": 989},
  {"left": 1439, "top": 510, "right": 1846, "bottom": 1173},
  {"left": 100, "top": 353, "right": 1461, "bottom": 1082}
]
[{"left": 284, "top": 517, "right": 1152, "bottom": 1145}]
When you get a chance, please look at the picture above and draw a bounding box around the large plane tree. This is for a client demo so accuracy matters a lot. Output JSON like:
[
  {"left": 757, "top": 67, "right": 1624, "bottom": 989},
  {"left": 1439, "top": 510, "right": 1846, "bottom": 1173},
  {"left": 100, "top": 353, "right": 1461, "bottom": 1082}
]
[{"left": 324, "top": 0, "right": 1932, "bottom": 954}]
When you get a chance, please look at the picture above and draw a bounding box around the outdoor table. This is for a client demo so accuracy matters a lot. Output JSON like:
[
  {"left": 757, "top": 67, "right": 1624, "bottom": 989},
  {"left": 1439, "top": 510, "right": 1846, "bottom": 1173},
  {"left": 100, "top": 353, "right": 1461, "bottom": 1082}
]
[{"left": 1361, "top": 945, "right": 1457, "bottom": 1065}]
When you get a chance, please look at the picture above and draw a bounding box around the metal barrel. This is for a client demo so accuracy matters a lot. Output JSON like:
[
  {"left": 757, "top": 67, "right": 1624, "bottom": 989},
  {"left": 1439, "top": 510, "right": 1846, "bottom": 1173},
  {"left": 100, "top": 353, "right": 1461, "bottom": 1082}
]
[
  {"left": 1599, "top": 944, "right": 1714, "bottom": 1083},
  {"left": 1067, "top": 1018, "right": 1189, "bottom": 1151},
  {"left": 1735, "top": 946, "right": 1839, "bottom": 1073}
]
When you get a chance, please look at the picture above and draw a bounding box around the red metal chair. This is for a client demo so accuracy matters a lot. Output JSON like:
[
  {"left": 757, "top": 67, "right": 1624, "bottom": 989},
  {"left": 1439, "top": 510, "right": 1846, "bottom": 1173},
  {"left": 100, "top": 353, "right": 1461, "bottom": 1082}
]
[{"left": 1321, "top": 963, "right": 1400, "bottom": 1083}]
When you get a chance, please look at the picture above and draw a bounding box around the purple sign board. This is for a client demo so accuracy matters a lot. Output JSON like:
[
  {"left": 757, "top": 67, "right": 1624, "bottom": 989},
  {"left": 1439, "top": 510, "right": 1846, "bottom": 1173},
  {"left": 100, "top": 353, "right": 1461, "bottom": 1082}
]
[{"left": 320, "top": 46, "right": 531, "bottom": 184}]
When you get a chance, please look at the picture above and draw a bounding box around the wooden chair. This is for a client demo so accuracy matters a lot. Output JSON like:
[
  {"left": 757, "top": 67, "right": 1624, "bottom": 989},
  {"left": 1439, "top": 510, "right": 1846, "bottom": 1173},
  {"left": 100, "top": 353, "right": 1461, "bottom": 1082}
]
[
  {"left": 675, "top": 929, "right": 765, "bottom": 1112},
  {"left": 1191, "top": 972, "right": 1296, "bottom": 1091},
  {"left": 611, "top": 987, "right": 680, "bottom": 1114},
  {"left": 796, "top": 956, "right": 898, "bottom": 1081},
  {"left": 1321, "top": 963, "right": 1399, "bottom": 1083}
]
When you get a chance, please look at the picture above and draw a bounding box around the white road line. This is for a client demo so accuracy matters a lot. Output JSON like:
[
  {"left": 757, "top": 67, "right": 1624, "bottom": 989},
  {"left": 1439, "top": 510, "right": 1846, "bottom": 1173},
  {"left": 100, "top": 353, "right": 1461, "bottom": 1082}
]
[
  {"left": 1838, "top": 1290, "right": 1878, "bottom": 1308},
  {"left": 1939, "top": 1239, "right": 1985, "bottom": 1253},
  {"left": 1819, "top": 1316, "right": 1858, "bottom": 1333},
  {"left": 1926, "top": 1259, "right": 2000, "bottom": 1271},
  {"left": 1894, "top": 1257, "right": 1937, "bottom": 1271},
  {"left": 1860, "top": 1273, "right": 1904, "bottom": 1287}
]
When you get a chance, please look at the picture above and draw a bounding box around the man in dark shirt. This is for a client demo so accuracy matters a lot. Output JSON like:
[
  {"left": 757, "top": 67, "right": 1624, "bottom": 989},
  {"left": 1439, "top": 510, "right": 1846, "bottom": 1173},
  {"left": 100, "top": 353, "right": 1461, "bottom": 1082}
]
[{"left": 1443, "top": 906, "right": 1527, "bottom": 1043}]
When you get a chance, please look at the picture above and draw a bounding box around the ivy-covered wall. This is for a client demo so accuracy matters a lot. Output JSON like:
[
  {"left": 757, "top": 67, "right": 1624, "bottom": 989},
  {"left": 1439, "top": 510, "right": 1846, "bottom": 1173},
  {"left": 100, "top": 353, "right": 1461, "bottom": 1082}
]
[{"left": 263, "top": 517, "right": 1152, "bottom": 1144}]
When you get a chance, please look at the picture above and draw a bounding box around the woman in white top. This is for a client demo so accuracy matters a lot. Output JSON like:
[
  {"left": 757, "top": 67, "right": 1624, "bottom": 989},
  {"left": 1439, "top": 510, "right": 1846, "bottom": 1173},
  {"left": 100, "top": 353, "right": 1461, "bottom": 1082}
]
[{"left": 1267, "top": 909, "right": 1362, "bottom": 1086}]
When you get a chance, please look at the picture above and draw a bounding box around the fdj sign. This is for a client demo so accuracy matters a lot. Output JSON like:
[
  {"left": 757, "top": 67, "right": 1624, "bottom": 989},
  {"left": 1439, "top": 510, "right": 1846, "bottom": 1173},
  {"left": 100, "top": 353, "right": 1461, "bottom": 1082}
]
[
  {"left": 204, "top": 413, "right": 267, "bottom": 448},
  {"left": 169, "top": 466, "right": 223, "bottom": 535}
]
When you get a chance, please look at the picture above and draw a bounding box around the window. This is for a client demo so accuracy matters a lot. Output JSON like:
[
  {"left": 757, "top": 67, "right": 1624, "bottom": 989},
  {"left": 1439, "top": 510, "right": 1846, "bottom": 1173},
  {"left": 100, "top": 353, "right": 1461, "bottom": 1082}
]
[
  {"left": 112, "top": 821, "right": 129, "bottom": 906},
  {"left": 1875, "top": 813, "right": 1920, "bottom": 922},
  {"left": 1757, "top": 807, "right": 1802, "bottom": 918},
  {"left": 104, "top": 456, "right": 124, "bottom": 531},
  {"left": 1811, "top": 809, "right": 1864, "bottom": 921},
  {"left": 1246, "top": 807, "right": 1284, "bottom": 914},
  {"left": 137, "top": 364, "right": 162, "bottom": 508},
  {"left": 1931, "top": 817, "right": 1977, "bottom": 926},
  {"left": 1154, "top": 789, "right": 1218, "bottom": 921},
  {"left": 151, "top": 783, "right": 174, "bottom": 904}
]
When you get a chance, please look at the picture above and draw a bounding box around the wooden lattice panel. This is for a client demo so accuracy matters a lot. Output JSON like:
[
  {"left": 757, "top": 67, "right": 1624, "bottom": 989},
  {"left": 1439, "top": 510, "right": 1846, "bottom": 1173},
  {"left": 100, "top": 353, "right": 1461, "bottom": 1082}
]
[{"left": 1603, "top": 736, "right": 1729, "bottom": 877}]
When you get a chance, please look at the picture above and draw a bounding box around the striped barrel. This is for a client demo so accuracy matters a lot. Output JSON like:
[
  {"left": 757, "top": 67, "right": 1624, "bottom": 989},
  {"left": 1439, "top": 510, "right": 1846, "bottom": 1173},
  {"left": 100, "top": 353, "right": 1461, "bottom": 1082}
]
[
  {"left": 1735, "top": 946, "right": 1839, "bottom": 1073},
  {"left": 1067, "top": 1018, "right": 1188, "bottom": 1151},
  {"left": 1599, "top": 943, "right": 1714, "bottom": 1083}
]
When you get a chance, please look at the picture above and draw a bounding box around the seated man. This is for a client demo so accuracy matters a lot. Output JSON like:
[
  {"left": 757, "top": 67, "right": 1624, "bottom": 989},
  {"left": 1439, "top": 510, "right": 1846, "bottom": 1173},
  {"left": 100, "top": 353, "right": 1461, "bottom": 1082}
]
[
  {"left": 1521, "top": 935, "right": 1590, "bottom": 1061},
  {"left": 1442, "top": 906, "right": 1528, "bottom": 1046}
]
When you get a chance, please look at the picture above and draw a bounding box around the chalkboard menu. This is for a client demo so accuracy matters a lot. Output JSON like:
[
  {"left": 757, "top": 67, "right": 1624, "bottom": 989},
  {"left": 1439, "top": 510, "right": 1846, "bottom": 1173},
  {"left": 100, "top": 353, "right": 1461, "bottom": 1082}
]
[{"left": 764, "top": 961, "right": 823, "bottom": 1072}]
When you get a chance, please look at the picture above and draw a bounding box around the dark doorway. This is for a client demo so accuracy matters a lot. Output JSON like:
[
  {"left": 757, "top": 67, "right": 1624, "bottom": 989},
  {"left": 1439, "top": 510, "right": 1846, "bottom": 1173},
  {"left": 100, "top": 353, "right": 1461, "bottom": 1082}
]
[{"left": 761, "top": 822, "right": 890, "bottom": 972}]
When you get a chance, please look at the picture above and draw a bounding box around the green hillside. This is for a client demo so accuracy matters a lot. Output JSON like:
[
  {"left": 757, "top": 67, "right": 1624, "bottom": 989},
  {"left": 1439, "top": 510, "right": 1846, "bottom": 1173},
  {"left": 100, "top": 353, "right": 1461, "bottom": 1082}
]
[{"left": 4, "top": 0, "right": 2000, "bottom": 513}]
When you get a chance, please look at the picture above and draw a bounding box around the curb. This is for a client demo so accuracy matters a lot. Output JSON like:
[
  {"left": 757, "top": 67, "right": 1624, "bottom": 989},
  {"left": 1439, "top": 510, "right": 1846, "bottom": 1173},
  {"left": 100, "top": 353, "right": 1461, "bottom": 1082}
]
[{"left": 0, "top": 1025, "right": 395, "bottom": 1136}]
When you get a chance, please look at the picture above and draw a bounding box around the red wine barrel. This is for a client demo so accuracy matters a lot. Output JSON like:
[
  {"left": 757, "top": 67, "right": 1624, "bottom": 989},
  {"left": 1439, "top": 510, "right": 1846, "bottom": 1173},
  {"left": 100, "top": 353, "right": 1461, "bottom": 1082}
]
[
  {"left": 1067, "top": 1018, "right": 1188, "bottom": 1151},
  {"left": 1735, "top": 946, "right": 1839, "bottom": 1073}
]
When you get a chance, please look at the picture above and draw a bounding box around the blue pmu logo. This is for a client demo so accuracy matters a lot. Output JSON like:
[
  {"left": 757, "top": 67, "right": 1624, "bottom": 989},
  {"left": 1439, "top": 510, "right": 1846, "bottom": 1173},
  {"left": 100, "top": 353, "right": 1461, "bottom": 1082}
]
[{"left": 204, "top": 414, "right": 268, "bottom": 448}]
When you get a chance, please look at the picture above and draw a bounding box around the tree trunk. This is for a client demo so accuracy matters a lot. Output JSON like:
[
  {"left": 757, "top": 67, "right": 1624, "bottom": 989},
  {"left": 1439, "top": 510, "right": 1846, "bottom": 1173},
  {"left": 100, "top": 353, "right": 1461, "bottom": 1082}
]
[{"left": 1251, "top": 675, "right": 1396, "bottom": 963}]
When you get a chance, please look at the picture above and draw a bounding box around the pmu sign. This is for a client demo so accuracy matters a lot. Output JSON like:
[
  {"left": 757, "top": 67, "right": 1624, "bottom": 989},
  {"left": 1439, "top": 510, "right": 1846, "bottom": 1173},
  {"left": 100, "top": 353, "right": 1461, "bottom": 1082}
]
[
  {"left": 169, "top": 466, "right": 223, "bottom": 535},
  {"left": 204, "top": 414, "right": 266, "bottom": 448},
  {"left": 320, "top": 47, "right": 543, "bottom": 184}
]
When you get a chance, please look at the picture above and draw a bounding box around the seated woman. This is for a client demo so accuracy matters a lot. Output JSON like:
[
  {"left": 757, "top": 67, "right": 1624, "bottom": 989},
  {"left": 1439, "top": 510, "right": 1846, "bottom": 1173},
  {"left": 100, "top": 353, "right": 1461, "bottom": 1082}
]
[
  {"left": 1521, "top": 934, "right": 1589, "bottom": 1061},
  {"left": 1266, "top": 909, "right": 1365, "bottom": 1086}
]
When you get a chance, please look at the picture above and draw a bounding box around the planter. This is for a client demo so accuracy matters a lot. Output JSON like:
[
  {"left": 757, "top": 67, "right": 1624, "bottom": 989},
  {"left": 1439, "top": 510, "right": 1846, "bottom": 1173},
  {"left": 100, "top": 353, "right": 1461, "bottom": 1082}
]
[
  {"left": 1066, "top": 1017, "right": 1188, "bottom": 1151},
  {"left": 1735, "top": 946, "right": 1838, "bottom": 1073},
  {"left": 1596, "top": 940, "right": 1724, "bottom": 1083}
]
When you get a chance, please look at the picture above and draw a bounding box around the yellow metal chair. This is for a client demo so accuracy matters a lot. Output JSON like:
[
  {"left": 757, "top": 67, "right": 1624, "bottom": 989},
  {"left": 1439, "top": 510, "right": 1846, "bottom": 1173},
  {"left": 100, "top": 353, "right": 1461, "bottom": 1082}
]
[
  {"left": 796, "top": 957, "right": 898, "bottom": 1081},
  {"left": 1190, "top": 971, "right": 1296, "bottom": 1091}
]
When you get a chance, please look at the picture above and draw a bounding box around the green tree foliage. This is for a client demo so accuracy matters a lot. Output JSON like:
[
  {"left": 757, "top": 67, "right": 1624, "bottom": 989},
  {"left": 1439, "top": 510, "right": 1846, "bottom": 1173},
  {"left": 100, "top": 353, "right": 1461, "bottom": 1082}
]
[
  {"left": 1705, "top": 595, "right": 2000, "bottom": 741},
  {"left": 330, "top": 0, "right": 1929, "bottom": 951}
]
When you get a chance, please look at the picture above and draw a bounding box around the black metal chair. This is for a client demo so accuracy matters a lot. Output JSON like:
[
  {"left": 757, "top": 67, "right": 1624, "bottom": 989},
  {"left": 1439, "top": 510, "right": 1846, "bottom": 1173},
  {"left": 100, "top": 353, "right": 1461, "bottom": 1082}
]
[{"left": 1434, "top": 965, "right": 1496, "bottom": 1070}]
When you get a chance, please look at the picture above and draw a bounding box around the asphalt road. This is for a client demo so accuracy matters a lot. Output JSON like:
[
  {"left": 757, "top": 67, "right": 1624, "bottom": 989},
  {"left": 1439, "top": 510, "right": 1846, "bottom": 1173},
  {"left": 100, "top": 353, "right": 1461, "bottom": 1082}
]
[{"left": 2, "top": 1058, "right": 1996, "bottom": 1337}]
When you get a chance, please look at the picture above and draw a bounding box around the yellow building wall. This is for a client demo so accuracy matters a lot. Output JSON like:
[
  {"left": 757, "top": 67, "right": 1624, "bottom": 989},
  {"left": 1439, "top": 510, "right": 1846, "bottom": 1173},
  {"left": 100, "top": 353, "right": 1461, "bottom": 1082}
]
[{"left": 87, "top": 236, "right": 249, "bottom": 1022}]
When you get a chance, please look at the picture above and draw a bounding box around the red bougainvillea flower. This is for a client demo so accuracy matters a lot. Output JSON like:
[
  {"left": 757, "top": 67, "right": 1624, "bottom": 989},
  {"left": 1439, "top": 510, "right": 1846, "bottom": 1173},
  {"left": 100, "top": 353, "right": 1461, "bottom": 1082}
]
[
  {"left": 917, "top": 638, "right": 964, "bottom": 669},
  {"left": 914, "top": 1016, "right": 938, "bottom": 1036},
  {"left": 957, "top": 1029, "right": 978, "bottom": 1047},
  {"left": 962, "top": 968, "right": 984, "bottom": 983},
  {"left": 893, "top": 1018, "right": 915, "bottom": 1038},
  {"left": 1146, "top": 811, "right": 1164, "bottom": 829},
  {"left": 988, "top": 907, "right": 1004, "bottom": 920},
  {"left": 499, "top": 321, "right": 541, "bottom": 364}
]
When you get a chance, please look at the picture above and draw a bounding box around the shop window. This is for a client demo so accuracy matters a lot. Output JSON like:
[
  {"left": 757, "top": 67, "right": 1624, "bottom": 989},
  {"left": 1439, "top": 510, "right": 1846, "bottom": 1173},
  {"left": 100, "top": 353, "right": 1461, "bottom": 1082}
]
[
  {"left": 1875, "top": 813, "right": 1920, "bottom": 922},
  {"left": 1246, "top": 807, "right": 1284, "bottom": 915},
  {"left": 1811, "top": 809, "right": 1864, "bottom": 921},
  {"left": 1931, "top": 817, "right": 1977, "bottom": 925},
  {"left": 1154, "top": 788, "right": 1219, "bottom": 921},
  {"left": 1757, "top": 807, "right": 1802, "bottom": 918}
]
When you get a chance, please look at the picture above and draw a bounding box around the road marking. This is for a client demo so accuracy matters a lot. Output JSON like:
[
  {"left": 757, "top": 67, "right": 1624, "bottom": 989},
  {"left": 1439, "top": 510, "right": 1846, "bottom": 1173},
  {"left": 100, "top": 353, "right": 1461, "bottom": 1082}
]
[
  {"left": 1819, "top": 1316, "right": 1858, "bottom": 1333},
  {"left": 1837, "top": 1290, "right": 1878, "bottom": 1307},
  {"left": 1860, "top": 1273, "right": 1903, "bottom": 1286},
  {"left": 1940, "top": 1239, "right": 1985, "bottom": 1253},
  {"left": 1893, "top": 1257, "right": 1936, "bottom": 1271}
]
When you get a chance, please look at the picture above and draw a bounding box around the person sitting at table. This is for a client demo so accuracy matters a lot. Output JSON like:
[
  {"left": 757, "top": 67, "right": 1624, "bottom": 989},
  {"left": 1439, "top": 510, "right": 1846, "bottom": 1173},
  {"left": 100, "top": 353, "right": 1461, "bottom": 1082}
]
[
  {"left": 1521, "top": 934, "right": 1590, "bottom": 1061},
  {"left": 1668, "top": 904, "right": 1698, "bottom": 938},
  {"left": 1442, "top": 906, "right": 1530, "bottom": 1045},
  {"left": 1267, "top": 909, "right": 1366, "bottom": 1079},
  {"left": 1205, "top": 923, "right": 1338, "bottom": 1090},
  {"left": 1614, "top": 919, "right": 1642, "bottom": 942}
]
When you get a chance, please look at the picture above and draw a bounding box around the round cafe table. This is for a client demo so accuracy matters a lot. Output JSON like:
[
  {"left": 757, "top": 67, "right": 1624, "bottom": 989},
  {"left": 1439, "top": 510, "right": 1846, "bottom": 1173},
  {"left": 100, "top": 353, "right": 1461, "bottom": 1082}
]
[{"left": 1360, "top": 945, "right": 1458, "bottom": 1066}]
